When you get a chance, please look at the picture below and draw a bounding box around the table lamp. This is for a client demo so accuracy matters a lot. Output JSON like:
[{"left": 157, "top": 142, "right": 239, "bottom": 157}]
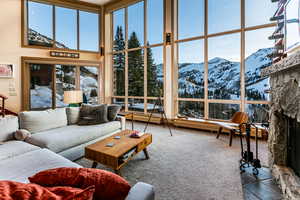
[{"left": 64, "top": 90, "right": 83, "bottom": 107}]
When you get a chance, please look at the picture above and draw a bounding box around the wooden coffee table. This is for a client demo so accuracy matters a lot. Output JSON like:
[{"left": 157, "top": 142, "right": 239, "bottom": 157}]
[{"left": 85, "top": 130, "right": 152, "bottom": 175}]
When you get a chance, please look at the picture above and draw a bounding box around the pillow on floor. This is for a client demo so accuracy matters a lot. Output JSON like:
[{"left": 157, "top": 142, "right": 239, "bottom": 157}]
[
  {"left": 78, "top": 104, "right": 108, "bottom": 125},
  {"left": 107, "top": 104, "right": 121, "bottom": 121},
  {"left": 29, "top": 167, "right": 131, "bottom": 200},
  {"left": 0, "top": 180, "right": 95, "bottom": 200}
]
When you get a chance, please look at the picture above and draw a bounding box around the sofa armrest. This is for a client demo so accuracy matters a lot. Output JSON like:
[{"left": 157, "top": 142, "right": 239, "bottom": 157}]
[
  {"left": 125, "top": 182, "right": 155, "bottom": 200},
  {"left": 115, "top": 116, "right": 126, "bottom": 130}
]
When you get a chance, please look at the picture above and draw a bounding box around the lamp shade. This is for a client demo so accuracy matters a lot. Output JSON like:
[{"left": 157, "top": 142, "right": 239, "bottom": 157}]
[{"left": 64, "top": 90, "right": 83, "bottom": 104}]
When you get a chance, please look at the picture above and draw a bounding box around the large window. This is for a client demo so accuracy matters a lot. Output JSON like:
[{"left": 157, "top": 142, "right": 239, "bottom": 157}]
[
  {"left": 26, "top": 0, "right": 100, "bottom": 52},
  {"left": 112, "top": 0, "right": 164, "bottom": 113},
  {"left": 111, "top": 0, "right": 274, "bottom": 122},
  {"left": 174, "top": 0, "right": 274, "bottom": 122},
  {"left": 28, "top": 63, "right": 100, "bottom": 110}
]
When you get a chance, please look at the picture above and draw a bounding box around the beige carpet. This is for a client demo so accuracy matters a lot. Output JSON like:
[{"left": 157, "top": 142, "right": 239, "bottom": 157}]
[{"left": 76, "top": 122, "right": 268, "bottom": 200}]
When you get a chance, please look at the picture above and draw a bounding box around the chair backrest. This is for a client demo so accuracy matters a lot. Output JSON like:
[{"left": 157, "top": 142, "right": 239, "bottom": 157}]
[{"left": 230, "top": 112, "right": 248, "bottom": 124}]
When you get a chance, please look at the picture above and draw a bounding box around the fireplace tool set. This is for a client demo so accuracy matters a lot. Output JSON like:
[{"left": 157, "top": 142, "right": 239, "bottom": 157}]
[{"left": 239, "top": 123, "right": 261, "bottom": 175}]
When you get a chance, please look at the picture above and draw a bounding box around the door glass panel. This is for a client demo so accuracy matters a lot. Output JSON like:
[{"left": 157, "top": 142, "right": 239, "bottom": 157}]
[
  {"left": 80, "top": 66, "right": 99, "bottom": 104},
  {"left": 30, "top": 64, "right": 53, "bottom": 109},
  {"left": 55, "top": 65, "right": 76, "bottom": 107}
]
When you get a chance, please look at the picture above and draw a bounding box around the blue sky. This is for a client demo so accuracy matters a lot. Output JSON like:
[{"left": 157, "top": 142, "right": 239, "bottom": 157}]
[{"left": 29, "top": 0, "right": 281, "bottom": 63}]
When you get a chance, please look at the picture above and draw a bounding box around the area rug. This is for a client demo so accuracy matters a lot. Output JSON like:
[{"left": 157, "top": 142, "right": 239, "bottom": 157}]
[{"left": 76, "top": 122, "right": 268, "bottom": 200}]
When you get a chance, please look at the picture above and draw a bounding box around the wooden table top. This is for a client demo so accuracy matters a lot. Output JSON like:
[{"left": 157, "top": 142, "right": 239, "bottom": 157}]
[{"left": 85, "top": 130, "right": 152, "bottom": 158}]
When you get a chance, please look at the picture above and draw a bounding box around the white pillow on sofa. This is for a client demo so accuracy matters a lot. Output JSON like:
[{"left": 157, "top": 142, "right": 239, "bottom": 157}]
[{"left": 19, "top": 108, "right": 68, "bottom": 133}]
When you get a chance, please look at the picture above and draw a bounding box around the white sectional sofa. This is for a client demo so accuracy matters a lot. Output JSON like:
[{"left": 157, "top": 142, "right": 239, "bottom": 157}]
[{"left": 0, "top": 109, "right": 155, "bottom": 200}]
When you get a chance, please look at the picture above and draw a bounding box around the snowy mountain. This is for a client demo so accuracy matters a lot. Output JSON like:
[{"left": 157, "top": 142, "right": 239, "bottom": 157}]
[{"left": 172, "top": 47, "right": 274, "bottom": 101}]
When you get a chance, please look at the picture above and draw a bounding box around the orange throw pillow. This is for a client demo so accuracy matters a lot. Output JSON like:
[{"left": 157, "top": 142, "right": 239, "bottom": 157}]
[
  {"left": 29, "top": 167, "right": 131, "bottom": 200},
  {"left": 0, "top": 180, "right": 95, "bottom": 200}
]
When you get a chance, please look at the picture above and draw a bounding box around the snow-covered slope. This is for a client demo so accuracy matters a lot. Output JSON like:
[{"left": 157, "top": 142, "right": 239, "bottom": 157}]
[{"left": 175, "top": 47, "right": 273, "bottom": 101}]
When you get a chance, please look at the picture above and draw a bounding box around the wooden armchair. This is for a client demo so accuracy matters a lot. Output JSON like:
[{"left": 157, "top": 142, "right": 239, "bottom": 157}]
[{"left": 214, "top": 112, "right": 249, "bottom": 146}]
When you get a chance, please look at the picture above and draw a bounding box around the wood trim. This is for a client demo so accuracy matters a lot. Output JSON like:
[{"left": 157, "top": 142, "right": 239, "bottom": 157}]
[
  {"left": 105, "top": 0, "right": 142, "bottom": 13},
  {"left": 204, "top": 0, "right": 208, "bottom": 119},
  {"left": 21, "top": 56, "right": 101, "bottom": 66},
  {"left": 21, "top": 56, "right": 102, "bottom": 110},
  {"left": 22, "top": 0, "right": 101, "bottom": 52},
  {"left": 240, "top": 0, "right": 245, "bottom": 112},
  {"left": 29, "top": 0, "right": 101, "bottom": 12},
  {"left": 21, "top": 0, "right": 28, "bottom": 46},
  {"left": 144, "top": 0, "right": 147, "bottom": 113}
]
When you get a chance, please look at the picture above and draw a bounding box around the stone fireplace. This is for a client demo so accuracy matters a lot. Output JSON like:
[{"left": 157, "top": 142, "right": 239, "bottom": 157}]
[{"left": 262, "top": 50, "right": 300, "bottom": 199}]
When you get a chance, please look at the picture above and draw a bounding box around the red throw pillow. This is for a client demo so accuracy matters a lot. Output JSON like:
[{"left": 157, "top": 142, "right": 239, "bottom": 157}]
[
  {"left": 29, "top": 167, "right": 131, "bottom": 200},
  {"left": 0, "top": 180, "right": 95, "bottom": 200}
]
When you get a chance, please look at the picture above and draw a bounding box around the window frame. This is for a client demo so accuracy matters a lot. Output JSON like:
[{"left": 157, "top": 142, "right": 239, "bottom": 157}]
[
  {"left": 110, "top": 0, "right": 166, "bottom": 114},
  {"left": 174, "top": 0, "right": 275, "bottom": 121},
  {"left": 21, "top": 56, "right": 103, "bottom": 111},
  {"left": 22, "top": 0, "right": 102, "bottom": 53}
]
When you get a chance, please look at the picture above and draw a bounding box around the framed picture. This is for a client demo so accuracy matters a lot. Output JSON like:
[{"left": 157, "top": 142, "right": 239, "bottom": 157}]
[{"left": 0, "top": 64, "right": 14, "bottom": 78}]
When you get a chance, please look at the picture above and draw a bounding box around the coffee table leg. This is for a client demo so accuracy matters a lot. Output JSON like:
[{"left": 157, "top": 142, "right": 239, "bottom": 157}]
[
  {"left": 143, "top": 148, "right": 150, "bottom": 160},
  {"left": 92, "top": 161, "right": 98, "bottom": 168}
]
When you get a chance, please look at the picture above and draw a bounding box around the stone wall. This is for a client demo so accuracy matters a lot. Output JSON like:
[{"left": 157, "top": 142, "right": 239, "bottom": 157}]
[
  {"left": 269, "top": 67, "right": 300, "bottom": 166},
  {"left": 265, "top": 52, "right": 300, "bottom": 199}
]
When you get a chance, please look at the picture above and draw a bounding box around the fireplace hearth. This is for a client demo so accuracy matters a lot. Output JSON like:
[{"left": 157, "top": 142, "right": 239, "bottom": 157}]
[{"left": 262, "top": 50, "right": 300, "bottom": 199}]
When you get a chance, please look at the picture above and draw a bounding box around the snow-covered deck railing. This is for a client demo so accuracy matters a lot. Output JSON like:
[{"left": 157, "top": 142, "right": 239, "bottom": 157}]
[{"left": 261, "top": 50, "right": 300, "bottom": 77}]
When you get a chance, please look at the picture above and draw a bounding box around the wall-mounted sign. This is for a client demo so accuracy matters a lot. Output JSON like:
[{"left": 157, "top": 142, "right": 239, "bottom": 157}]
[{"left": 50, "top": 51, "right": 80, "bottom": 58}]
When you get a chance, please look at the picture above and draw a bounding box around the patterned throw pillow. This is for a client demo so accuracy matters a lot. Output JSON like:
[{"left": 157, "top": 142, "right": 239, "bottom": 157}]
[
  {"left": 29, "top": 167, "right": 131, "bottom": 200},
  {"left": 77, "top": 104, "right": 108, "bottom": 125},
  {"left": 107, "top": 104, "right": 121, "bottom": 121}
]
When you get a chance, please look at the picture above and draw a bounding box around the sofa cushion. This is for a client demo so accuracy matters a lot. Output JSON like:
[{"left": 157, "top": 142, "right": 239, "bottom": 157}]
[
  {"left": 107, "top": 104, "right": 121, "bottom": 121},
  {"left": 0, "top": 116, "right": 19, "bottom": 142},
  {"left": 19, "top": 108, "right": 68, "bottom": 133},
  {"left": 66, "top": 107, "right": 80, "bottom": 125},
  {"left": 0, "top": 141, "right": 40, "bottom": 161},
  {"left": 78, "top": 104, "right": 108, "bottom": 125},
  {"left": 29, "top": 168, "right": 131, "bottom": 200},
  {"left": 25, "top": 121, "right": 121, "bottom": 153},
  {"left": 0, "top": 149, "right": 80, "bottom": 183}
]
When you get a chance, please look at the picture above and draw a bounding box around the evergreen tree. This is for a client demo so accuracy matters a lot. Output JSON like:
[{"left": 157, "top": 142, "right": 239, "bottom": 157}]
[
  {"left": 113, "top": 26, "right": 125, "bottom": 96},
  {"left": 128, "top": 32, "right": 144, "bottom": 96},
  {"left": 147, "top": 43, "right": 160, "bottom": 97}
]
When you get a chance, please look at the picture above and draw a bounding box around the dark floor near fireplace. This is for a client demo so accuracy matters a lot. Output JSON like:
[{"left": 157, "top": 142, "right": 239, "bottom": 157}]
[{"left": 241, "top": 167, "right": 283, "bottom": 200}]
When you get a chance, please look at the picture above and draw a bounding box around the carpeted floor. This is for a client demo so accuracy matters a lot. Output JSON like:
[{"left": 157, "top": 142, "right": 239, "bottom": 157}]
[{"left": 76, "top": 122, "right": 269, "bottom": 200}]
